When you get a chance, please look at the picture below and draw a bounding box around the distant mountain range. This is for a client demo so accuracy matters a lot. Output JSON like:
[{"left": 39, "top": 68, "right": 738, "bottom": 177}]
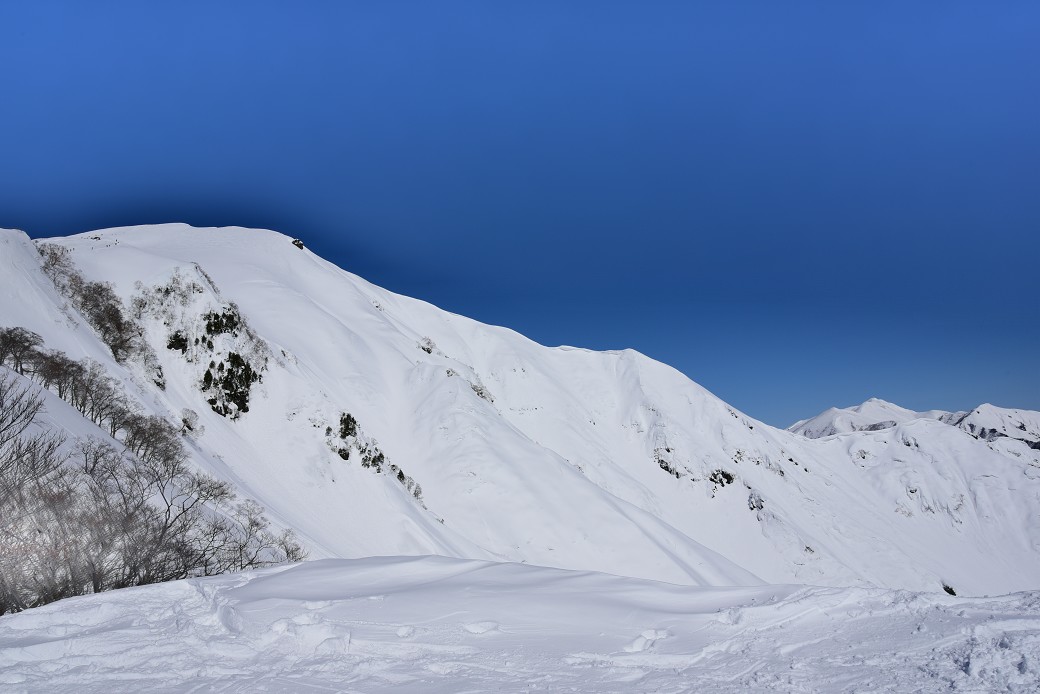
[{"left": 789, "top": 397, "right": 1040, "bottom": 448}]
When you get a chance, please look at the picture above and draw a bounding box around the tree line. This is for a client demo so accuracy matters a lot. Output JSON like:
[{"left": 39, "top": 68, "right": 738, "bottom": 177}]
[{"left": 0, "top": 325, "right": 304, "bottom": 615}]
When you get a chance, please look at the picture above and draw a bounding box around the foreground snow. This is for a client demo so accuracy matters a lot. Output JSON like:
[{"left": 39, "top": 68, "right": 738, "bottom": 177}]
[{"left": 1, "top": 556, "right": 1037, "bottom": 693}]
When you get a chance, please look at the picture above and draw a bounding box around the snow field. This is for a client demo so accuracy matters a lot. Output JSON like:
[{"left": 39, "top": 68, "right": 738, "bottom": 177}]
[{"left": 1, "top": 556, "right": 1038, "bottom": 692}]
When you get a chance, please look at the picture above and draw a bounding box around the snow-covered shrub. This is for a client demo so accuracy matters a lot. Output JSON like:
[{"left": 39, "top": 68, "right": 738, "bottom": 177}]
[
  {"left": 134, "top": 271, "right": 269, "bottom": 419},
  {"left": 653, "top": 447, "right": 683, "bottom": 478},
  {"left": 471, "top": 382, "right": 494, "bottom": 403},
  {"left": 748, "top": 491, "right": 765, "bottom": 511},
  {"left": 180, "top": 408, "right": 203, "bottom": 436},
  {"left": 167, "top": 331, "right": 189, "bottom": 353},
  {"left": 203, "top": 308, "right": 241, "bottom": 336},
  {"left": 710, "top": 469, "right": 735, "bottom": 486},
  {"left": 339, "top": 412, "right": 358, "bottom": 439},
  {"left": 324, "top": 411, "right": 425, "bottom": 505},
  {"left": 203, "top": 351, "right": 260, "bottom": 417}
]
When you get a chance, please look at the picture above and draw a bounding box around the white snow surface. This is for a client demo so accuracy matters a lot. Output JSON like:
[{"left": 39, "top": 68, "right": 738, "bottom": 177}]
[
  {"left": 3, "top": 223, "right": 1040, "bottom": 691},
  {"left": 955, "top": 404, "right": 1040, "bottom": 446},
  {"left": 790, "top": 398, "right": 1040, "bottom": 448},
  {"left": 2, "top": 224, "right": 1040, "bottom": 598},
  {"left": 2, "top": 555, "right": 1038, "bottom": 693},
  {"left": 788, "top": 398, "right": 960, "bottom": 438}
]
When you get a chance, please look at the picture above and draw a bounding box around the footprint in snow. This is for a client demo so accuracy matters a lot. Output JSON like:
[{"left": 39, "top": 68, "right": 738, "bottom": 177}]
[
  {"left": 714, "top": 608, "right": 742, "bottom": 625},
  {"left": 462, "top": 621, "right": 499, "bottom": 635},
  {"left": 624, "top": 629, "right": 669, "bottom": 653}
]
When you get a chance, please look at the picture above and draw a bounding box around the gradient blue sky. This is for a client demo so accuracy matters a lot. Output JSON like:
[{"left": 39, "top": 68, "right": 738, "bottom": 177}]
[{"left": 1, "top": 2, "right": 1037, "bottom": 426}]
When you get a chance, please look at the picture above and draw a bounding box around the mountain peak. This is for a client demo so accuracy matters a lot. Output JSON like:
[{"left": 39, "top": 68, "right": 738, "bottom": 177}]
[{"left": 3, "top": 224, "right": 1040, "bottom": 597}]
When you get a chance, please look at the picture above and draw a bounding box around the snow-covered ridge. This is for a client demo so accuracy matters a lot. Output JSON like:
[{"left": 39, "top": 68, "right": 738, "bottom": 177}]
[
  {"left": 789, "top": 398, "right": 1040, "bottom": 449},
  {"left": 2, "top": 224, "right": 1039, "bottom": 596},
  {"left": 955, "top": 404, "right": 1040, "bottom": 446},
  {"left": 788, "top": 398, "right": 962, "bottom": 438}
]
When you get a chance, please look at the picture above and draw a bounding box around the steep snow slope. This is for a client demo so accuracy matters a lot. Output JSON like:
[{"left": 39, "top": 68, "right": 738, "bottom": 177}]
[
  {"left": 2, "top": 224, "right": 1039, "bottom": 595},
  {"left": 0, "top": 225, "right": 755, "bottom": 587},
  {"left": 1, "top": 556, "right": 1037, "bottom": 693}
]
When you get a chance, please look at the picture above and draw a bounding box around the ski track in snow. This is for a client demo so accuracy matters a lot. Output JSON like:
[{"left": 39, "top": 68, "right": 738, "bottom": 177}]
[{"left": 1, "top": 557, "right": 1038, "bottom": 693}]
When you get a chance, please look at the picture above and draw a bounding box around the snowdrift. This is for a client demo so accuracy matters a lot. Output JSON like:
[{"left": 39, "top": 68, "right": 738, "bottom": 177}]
[{"left": 1, "top": 555, "right": 1037, "bottom": 692}]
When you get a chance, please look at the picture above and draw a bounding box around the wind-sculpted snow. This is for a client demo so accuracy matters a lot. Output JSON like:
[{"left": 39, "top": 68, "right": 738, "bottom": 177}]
[
  {"left": 1, "top": 556, "right": 1038, "bottom": 693},
  {"left": 2, "top": 224, "right": 1039, "bottom": 596}
]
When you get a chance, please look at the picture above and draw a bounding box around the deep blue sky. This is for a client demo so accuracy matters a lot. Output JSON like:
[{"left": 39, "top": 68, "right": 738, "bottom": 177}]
[{"left": 1, "top": 2, "right": 1037, "bottom": 426}]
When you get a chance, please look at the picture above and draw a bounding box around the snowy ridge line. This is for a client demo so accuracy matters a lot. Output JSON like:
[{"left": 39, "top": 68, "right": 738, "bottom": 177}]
[
  {"left": 0, "top": 224, "right": 1038, "bottom": 597},
  {"left": 789, "top": 397, "right": 1040, "bottom": 449}
]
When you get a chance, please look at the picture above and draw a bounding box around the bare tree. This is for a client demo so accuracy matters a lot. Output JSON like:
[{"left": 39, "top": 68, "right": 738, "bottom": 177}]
[
  {"left": 0, "top": 370, "right": 45, "bottom": 446},
  {"left": 0, "top": 327, "right": 43, "bottom": 374},
  {"left": 0, "top": 370, "right": 74, "bottom": 613},
  {"left": 33, "top": 350, "right": 81, "bottom": 399},
  {"left": 77, "top": 281, "right": 138, "bottom": 362},
  {"left": 1, "top": 331, "right": 305, "bottom": 614}
]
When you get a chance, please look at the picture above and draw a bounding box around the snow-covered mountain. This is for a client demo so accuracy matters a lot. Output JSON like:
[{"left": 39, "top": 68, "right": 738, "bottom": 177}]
[
  {"left": 2, "top": 224, "right": 1039, "bottom": 597},
  {"left": 790, "top": 398, "right": 1040, "bottom": 449},
  {"left": 787, "top": 398, "right": 961, "bottom": 438}
]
